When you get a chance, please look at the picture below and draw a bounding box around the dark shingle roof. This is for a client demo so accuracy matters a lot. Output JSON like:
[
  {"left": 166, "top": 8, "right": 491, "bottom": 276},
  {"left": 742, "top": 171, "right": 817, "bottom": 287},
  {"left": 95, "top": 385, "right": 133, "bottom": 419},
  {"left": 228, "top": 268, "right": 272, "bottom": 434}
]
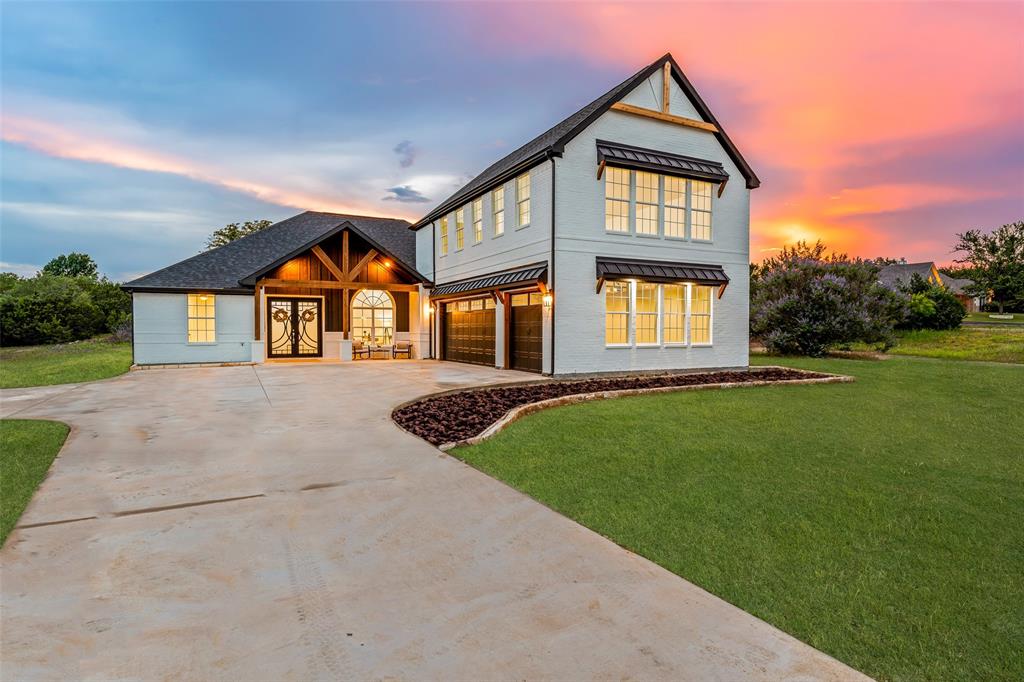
[
  {"left": 877, "top": 262, "right": 938, "bottom": 290},
  {"left": 939, "top": 273, "right": 975, "bottom": 294},
  {"left": 411, "top": 52, "right": 759, "bottom": 230},
  {"left": 124, "top": 211, "right": 421, "bottom": 292}
]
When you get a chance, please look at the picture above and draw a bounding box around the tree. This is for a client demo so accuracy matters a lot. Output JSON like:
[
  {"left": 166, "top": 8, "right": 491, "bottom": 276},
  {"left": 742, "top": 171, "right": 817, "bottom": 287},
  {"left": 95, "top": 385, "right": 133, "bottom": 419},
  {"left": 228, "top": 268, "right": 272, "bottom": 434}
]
[
  {"left": 898, "top": 273, "right": 965, "bottom": 330},
  {"left": 41, "top": 252, "right": 99, "bottom": 279},
  {"left": 750, "top": 240, "right": 905, "bottom": 356},
  {"left": 953, "top": 221, "right": 1024, "bottom": 313},
  {"left": 205, "top": 219, "right": 273, "bottom": 250}
]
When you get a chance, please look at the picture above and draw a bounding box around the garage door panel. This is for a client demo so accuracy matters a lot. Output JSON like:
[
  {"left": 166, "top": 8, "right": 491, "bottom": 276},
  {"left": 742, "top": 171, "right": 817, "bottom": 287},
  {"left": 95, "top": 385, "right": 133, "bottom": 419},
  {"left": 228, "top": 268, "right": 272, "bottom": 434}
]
[
  {"left": 510, "top": 304, "right": 543, "bottom": 373},
  {"left": 443, "top": 303, "right": 495, "bottom": 367}
]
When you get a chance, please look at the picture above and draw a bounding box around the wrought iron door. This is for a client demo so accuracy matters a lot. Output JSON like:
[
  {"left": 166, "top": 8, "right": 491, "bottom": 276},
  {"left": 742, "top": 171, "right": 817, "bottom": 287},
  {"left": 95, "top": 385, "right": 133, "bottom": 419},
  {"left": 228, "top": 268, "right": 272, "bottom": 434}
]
[{"left": 267, "top": 297, "right": 322, "bottom": 358}]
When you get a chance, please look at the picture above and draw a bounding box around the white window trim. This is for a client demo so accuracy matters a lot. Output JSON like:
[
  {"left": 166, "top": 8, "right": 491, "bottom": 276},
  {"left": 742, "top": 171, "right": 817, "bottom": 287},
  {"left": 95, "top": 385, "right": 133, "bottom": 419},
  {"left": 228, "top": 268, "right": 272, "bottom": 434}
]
[
  {"left": 493, "top": 186, "right": 505, "bottom": 237},
  {"left": 633, "top": 281, "right": 661, "bottom": 347},
  {"left": 604, "top": 281, "right": 632, "bottom": 348},
  {"left": 601, "top": 168, "right": 715, "bottom": 243},
  {"left": 472, "top": 198, "right": 483, "bottom": 244},
  {"left": 635, "top": 172, "right": 660, "bottom": 239},
  {"left": 603, "top": 281, "right": 714, "bottom": 349},
  {"left": 186, "top": 293, "right": 216, "bottom": 345},
  {"left": 455, "top": 208, "right": 465, "bottom": 251},
  {"left": 516, "top": 172, "right": 531, "bottom": 229}
]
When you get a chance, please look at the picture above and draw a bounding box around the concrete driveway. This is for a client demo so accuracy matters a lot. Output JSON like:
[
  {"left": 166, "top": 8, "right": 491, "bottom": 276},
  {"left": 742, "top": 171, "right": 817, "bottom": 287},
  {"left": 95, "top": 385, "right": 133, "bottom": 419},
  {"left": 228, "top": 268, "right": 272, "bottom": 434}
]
[{"left": 1, "top": 361, "right": 866, "bottom": 680}]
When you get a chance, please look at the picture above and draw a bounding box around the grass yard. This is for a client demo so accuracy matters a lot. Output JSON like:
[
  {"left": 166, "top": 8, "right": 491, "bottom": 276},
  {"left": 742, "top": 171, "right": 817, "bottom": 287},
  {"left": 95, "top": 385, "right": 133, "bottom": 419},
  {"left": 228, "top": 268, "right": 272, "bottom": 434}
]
[
  {"left": 965, "top": 311, "right": 1024, "bottom": 325},
  {"left": 0, "top": 338, "right": 131, "bottom": 388},
  {"left": 1, "top": 420, "right": 69, "bottom": 545},
  {"left": 453, "top": 356, "right": 1024, "bottom": 681},
  {"left": 887, "top": 327, "right": 1024, "bottom": 364}
]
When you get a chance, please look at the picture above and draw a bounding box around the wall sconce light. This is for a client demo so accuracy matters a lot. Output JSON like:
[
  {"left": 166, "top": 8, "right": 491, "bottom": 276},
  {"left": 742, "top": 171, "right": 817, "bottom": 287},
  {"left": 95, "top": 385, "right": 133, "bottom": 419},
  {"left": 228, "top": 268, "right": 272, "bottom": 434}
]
[
  {"left": 542, "top": 292, "right": 553, "bottom": 307},
  {"left": 426, "top": 304, "right": 435, "bottom": 316}
]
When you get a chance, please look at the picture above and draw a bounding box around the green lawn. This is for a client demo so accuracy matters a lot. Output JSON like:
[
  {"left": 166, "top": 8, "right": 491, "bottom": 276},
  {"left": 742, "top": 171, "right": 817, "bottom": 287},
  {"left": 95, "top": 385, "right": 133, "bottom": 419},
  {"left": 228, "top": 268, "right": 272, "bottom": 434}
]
[
  {"left": 887, "top": 327, "right": 1024, "bottom": 364},
  {"left": 0, "top": 338, "right": 131, "bottom": 388},
  {"left": 1, "top": 420, "right": 69, "bottom": 545},
  {"left": 965, "top": 311, "right": 1024, "bottom": 325},
  {"left": 453, "top": 356, "right": 1024, "bottom": 681}
]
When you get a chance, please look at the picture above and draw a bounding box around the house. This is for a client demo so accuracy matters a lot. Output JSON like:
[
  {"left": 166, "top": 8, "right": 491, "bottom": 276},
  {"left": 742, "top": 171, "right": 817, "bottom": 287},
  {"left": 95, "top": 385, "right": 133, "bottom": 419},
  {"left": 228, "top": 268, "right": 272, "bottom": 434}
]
[
  {"left": 124, "top": 53, "right": 759, "bottom": 375},
  {"left": 877, "top": 262, "right": 982, "bottom": 312}
]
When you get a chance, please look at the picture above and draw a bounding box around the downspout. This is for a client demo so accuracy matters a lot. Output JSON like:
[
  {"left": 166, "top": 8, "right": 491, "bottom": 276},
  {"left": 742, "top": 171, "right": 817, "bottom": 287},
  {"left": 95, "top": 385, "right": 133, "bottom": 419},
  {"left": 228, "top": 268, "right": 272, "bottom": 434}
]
[
  {"left": 431, "top": 221, "right": 437, "bottom": 359},
  {"left": 549, "top": 157, "right": 556, "bottom": 376}
]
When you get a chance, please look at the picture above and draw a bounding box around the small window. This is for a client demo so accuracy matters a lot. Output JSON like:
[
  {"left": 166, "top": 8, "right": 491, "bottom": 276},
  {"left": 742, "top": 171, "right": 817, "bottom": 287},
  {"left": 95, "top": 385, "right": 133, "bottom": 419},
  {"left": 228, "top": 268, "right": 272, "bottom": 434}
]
[
  {"left": 635, "top": 282, "right": 659, "bottom": 344},
  {"left": 516, "top": 172, "right": 530, "bottom": 226},
  {"left": 664, "top": 176, "right": 686, "bottom": 238},
  {"left": 493, "top": 187, "right": 505, "bottom": 236},
  {"left": 439, "top": 216, "right": 449, "bottom": 256},
  {"left": 690, "top": 284, "right": 713, "bottom": 344},
  {"left": 691, "top": 181, "right": 713, "bottom": 240},
  {"left": 635, "top": 171, "right": 659, "bottom": 236},
  {"left": 458, "top": 300, "right": 470, "bottom": 312},
  {"left": 187, "top": 293, "right": 215, "bottom": 343},
  {"left": 483, "top": 297, "right": 496, "bottom": 309},
  {"left": 605, "top": 167, "right": 630, "bottom": 233},
  {"left": 663, "top": 284, "right": 686, "bottom": 343},
  {"left": 470, "top": 298, "right": 483, "bottom": 310},
  {"left": 455, "top": 208, "right": 465, "bottom": 250},
  {"left": 472, "top": 198, "right": 483, "bottom": 243},
  {"left": 510, "top": 293, "right": 528, "bottom": 307},
  {"left": 605, "top": 281, "right": 630, "bottom": 345}
]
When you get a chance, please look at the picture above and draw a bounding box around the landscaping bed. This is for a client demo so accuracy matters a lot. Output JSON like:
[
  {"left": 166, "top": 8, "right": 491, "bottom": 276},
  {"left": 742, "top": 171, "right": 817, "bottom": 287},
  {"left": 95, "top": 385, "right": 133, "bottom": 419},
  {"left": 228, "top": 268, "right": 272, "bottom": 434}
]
[{"left": 393, "top": 367, "right": 833, "bottom": 446}]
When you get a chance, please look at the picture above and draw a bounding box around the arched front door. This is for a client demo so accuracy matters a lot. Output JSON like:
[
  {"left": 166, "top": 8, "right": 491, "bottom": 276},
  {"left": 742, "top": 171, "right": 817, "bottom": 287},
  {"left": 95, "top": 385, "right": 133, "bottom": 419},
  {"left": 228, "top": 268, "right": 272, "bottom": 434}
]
[{"left": 351, "top": 289, "right": 395, "bottom": 345}]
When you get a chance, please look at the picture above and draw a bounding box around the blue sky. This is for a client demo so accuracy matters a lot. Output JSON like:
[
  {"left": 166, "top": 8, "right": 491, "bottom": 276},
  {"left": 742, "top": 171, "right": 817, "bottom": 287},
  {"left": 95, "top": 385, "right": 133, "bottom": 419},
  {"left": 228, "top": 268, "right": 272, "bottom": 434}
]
[{"left": 2, "top": 2, "right": 1021, "bottom": 279}]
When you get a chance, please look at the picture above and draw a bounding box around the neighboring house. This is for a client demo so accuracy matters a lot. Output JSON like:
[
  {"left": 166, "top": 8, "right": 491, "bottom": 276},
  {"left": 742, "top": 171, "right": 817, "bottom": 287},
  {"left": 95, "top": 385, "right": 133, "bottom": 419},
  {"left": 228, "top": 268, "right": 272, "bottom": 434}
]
[
  {"left": 124, "top": 53, "right": 759, "bottom": 375},
  {"left": 876, "top": 261, "right": 982, "bottom": 312}
]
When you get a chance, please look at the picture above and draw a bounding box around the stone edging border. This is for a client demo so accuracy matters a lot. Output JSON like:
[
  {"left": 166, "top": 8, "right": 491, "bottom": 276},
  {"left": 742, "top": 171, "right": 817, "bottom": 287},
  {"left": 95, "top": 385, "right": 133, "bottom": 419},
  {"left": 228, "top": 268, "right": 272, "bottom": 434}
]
[{"left": 429, "top": 366, "right": 853, "bottom": 451}]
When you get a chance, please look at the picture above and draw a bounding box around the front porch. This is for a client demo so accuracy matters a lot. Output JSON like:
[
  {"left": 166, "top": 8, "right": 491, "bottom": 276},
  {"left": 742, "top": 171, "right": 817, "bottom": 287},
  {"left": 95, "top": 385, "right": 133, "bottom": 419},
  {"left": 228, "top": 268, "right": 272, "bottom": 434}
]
[{"left": 248, "top": 226, "right": 430, "bottom": 362}]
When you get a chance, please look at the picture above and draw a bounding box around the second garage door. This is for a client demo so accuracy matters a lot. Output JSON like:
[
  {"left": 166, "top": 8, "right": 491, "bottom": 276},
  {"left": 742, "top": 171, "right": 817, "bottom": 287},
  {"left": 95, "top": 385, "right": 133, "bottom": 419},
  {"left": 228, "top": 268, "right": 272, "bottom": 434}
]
[{"left": 443, "top": 298, "right": 496, "bottom": 367}]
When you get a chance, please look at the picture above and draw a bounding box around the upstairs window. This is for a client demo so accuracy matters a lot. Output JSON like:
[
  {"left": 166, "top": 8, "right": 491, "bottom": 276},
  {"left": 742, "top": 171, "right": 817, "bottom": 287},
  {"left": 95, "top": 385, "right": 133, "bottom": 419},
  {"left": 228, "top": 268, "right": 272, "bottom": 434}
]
[
  {"left": 455, "top": 208, "right": 465, "bottom": 250},
  {"left": 664, "top": 176, "right": 686, "bottom": 239},
  {"left": 472, "top": 198, "right": 483, "bottom": 243},
  {"left": 516, "top": 172, "right": 531, "bottom": 226},
  {"left": 635, "top": 171, "right": 659, "bottom": 236},
  {"left": 187, "top": 293, "right": 216, "bottom": 343},
  {"left": 439, "top": 216, "right": 448, "bottom": 255},
  {"left": 604, "top": 166, "right": 630, "bottom": 233},
  {"left": 493, "top": 186, "right": 505, "bottom": 236},
  {"left": 691, "top": 181, "right": 713, "bottom": 240}
]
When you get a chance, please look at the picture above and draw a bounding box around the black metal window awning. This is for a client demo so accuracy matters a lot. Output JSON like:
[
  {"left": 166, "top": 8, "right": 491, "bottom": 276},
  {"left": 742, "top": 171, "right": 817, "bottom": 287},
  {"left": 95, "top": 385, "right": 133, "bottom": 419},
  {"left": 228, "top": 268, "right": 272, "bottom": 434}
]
[
  {"left": 596, "top": 257, "right": 730, "bottom": 295},
  {"left": 596, "top": 139, "right": 729, "bottom": 190},
  {"left": 431, "top": 263, "right": 547, "bottom": 298}
]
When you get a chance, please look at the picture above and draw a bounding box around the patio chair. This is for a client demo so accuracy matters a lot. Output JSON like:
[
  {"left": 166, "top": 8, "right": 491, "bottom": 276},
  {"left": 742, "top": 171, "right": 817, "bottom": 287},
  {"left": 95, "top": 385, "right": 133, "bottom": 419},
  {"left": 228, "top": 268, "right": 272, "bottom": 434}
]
[
  {"left": 392, "top": 341, "right": 413, "bottom": 359},
  {"left": 352, "top": 340, "right": 370, "bottom": 360}
]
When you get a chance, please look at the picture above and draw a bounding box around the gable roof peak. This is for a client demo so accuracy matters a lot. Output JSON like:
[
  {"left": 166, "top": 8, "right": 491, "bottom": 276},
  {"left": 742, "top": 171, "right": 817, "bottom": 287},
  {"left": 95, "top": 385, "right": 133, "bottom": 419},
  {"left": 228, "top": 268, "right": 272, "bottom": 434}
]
[{"left": 410, "top": 51, "right": 758, "bottom": 230}]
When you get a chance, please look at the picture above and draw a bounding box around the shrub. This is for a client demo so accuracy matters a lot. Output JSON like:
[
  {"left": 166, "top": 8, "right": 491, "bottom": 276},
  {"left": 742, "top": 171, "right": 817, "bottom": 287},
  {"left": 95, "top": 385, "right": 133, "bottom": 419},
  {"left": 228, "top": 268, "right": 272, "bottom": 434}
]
[
  {"left": 0, "top": 274, "right": 132, "bottom": 346},
  {"left": 898, "top": 274, "right": 966, "bottom": 330},
  {"left": 751, "top": 241, "right": 904, "bottom": 356}
]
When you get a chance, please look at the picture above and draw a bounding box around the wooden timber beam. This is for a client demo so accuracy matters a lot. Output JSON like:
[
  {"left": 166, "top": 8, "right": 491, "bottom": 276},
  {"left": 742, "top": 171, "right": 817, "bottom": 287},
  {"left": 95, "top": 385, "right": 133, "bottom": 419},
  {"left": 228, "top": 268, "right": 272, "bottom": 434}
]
[
  {"left": 311, "top": 244, "right": 346, "bottom": 282},
  {"left": 347, "top": 249, "right": 378, "bottom": 280},
  {"left": 596, "top": 159, "right": 606, "bottom": 180},
  {"left": 259, "top": 278, "right": 417, "bottom": 292},
  {"left": 610, "top": 102, "right": 718, "bottom": 133},
  {"left": 595, "top": 276, "right": 605, "bottom": 295},
  {"left": 717, "top": 283, "right": 728, "bottom": 299},
  {"left": 253, "top": 283, "right": 262, "bottom": 340},
  {"left": 342, "top": 230, "right": 350, "bottom": 276},
  {"left": 662, "top": 61, "right": 671, "bottom": 113}
]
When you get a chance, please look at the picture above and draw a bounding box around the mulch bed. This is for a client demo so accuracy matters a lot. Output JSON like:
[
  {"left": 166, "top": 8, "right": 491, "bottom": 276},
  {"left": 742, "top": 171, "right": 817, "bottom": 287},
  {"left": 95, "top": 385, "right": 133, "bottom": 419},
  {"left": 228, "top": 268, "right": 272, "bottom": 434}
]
[{"left": 392, "top": 367, "right": 828, "bottom": 446}]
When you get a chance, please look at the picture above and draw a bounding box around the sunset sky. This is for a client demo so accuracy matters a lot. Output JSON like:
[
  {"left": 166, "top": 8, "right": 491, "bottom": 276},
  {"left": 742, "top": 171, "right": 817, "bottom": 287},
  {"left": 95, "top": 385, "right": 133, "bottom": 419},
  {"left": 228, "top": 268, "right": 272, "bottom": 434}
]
[{"left": 2, "top": 1, "right": 1022, "bottom": 280}]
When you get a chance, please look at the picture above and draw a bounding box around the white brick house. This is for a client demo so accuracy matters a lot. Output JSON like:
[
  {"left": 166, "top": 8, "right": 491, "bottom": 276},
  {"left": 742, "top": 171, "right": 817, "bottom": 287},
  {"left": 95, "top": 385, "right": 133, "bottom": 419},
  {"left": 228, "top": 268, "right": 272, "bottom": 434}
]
[{"left": 125, "top": 53, "right": 758, "bottom": 375}]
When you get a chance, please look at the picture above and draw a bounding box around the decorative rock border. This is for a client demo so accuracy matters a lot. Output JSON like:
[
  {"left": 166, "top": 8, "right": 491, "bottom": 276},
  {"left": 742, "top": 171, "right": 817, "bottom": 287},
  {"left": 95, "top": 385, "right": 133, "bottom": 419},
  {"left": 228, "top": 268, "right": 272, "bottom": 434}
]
[{"left": 392, "top": 366, "right": 853, "bottom": 450}]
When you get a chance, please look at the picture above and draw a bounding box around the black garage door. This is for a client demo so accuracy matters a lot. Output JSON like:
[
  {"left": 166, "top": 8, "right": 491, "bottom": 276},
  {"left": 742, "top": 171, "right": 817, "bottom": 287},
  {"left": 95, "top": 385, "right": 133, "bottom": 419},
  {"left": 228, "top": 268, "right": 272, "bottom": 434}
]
[
  {"left": 443, "top": 298, "right": 496, "bottom": 367},
  {"left": 509, "top": 293, "right": 543, "bottom": 373}
]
